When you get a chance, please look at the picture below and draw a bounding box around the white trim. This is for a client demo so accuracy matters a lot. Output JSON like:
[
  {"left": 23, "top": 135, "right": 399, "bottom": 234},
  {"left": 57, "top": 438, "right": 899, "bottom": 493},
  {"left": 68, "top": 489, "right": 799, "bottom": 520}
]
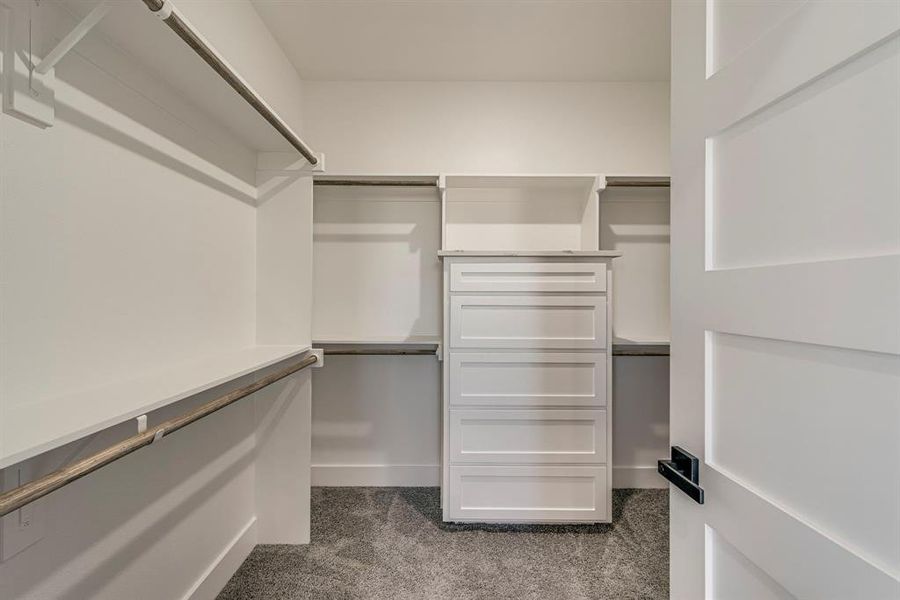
[
  {"left": 183, "top": 517, "right": 257, "bottom": 600},
  {"left": 613, "top": 466, "right": 665, "bottom": 489},
  {"left": 312, "top": 464, "right": 440, "bottom": 487}
]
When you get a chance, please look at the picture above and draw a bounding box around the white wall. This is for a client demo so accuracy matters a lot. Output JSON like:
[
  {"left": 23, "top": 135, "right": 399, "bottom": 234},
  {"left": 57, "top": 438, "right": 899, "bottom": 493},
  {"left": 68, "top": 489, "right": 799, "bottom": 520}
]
[
  {"left": 602, "top": 186, "right": 671, "bottom": 487},
  {"left": 309, "top": 184, "right": 442, "bottom": 485},
  {"left": 0, "top": 1, "right": 312, "bottom": 598},
  {"left": 312, "top": 356, "right": 441, "bottom": 486},
  {"left": 311, "top": 186, "right": 442, "bottom": 342},
  {"left": 612, "top": 356, "right": 670, "bottom": 488},
  {"left": 302, "top": 81, "right": 669, "bottom": 174},
  {"left": 601, "top": 187, "right": 671, "bottom": 344},
  {"left": 305, "top": 81, "right": 670, "bottom": 488}
]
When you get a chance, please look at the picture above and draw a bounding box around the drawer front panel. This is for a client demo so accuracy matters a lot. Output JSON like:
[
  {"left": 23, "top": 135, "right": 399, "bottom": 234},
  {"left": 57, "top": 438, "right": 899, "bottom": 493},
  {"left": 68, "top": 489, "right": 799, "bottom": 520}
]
[
  {"left": 450, "top": 261, "right": 607, "bottom": 293},
  {"left": 449, "top": 352, "right": 606, "bottom": 407},
  {"left": 449, "top": 409, "right": 607, "bottom": 464},
  {"left": 447, "top": 465, "right": 609, "bottom": 522},
  {"left": 450, "top": 295, "right": 607, "bottom": 349}
]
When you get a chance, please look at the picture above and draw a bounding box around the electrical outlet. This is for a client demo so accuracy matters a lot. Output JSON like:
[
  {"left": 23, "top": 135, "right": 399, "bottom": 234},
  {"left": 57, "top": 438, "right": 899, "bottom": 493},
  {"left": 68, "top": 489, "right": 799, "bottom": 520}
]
[{"left": 1, "top": 463, "right": 45, "bottom": 561}]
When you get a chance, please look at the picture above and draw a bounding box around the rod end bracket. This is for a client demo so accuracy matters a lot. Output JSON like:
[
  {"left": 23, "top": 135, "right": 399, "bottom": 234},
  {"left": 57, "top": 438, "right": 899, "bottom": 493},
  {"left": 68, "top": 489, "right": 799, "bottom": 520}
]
[
  {"left": 150, "top": 0, "right": 174, "bottom": 20},
  {"left": 310, "top": 348, "right": 324, "bottom": 368}
]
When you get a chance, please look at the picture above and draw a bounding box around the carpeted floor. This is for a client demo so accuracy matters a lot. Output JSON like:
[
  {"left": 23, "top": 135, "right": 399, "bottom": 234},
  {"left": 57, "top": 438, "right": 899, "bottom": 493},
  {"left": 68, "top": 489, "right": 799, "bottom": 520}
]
[{"left": 218, "top": 487, "right": 669, "bottom": 600}]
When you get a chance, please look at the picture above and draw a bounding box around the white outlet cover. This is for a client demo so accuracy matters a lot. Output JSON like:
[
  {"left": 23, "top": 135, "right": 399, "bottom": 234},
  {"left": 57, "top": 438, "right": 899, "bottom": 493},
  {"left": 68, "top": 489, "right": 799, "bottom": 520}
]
[{"left": 1, "top": 465, "right": 45, "bottom": 561}]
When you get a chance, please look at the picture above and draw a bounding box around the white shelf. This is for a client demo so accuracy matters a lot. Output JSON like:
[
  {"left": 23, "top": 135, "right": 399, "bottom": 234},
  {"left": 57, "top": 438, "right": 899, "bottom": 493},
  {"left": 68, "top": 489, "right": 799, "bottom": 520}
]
[
  {"left": 603, "top": 176, "right": 670, "bottom": 188},
  {"left": 313, "top": 335, "right": 440, "bottom": 346},
  {"left": 313, "top": 336, "right": 440, "bottom": 356},
  {"left": 441, "top": 174, "right": 600, "bottom": 190},
  {"left": 314, "top": 174, "right": 439, "bottom": 186},
  {"left": 0, "top": 345, "right": 311, "bottom": 470},
  {"left": 59, "top": 1, "right": 295, "bottom": 153},
  {"left": 611, "top": 339, "right": 671, "bottom": 356},
  {"left": 438, "top": 250, "right": 622, "bottom": 258}
]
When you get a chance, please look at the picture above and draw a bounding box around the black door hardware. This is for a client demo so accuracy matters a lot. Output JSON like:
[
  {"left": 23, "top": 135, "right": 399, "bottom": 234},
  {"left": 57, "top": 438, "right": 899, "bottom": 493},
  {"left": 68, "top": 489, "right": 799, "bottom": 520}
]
[{"left": 658, "top": 446, "right": 705, "bottom": 504}]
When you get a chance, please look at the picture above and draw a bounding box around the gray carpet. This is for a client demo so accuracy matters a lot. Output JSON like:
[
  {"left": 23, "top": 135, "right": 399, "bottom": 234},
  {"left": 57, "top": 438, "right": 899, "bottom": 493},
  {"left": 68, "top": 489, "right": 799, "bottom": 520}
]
[{"left": 218, "top": 487, "right": 669, "bottom": 600}]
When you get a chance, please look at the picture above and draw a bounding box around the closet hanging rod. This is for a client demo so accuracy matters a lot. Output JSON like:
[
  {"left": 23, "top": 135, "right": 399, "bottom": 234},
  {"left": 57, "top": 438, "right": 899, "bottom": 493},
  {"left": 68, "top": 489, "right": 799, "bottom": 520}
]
[
  {"left": 612, "top": 343, "right": 670, "bottom": 357},
  {"left": 605, "top": 176, "right": 670, "bottom": 188},
  {"left": 313, "top": 180, "right": 438, "bottom": 187},
  {"left": 324, "top": 348, "right": 437, "bottom": 356},
  {"left": 0, "top": 353, "right": 318, "bottom": 518},
  {"left": 140, "top": 0, "right": 319, "bottom": 166}
]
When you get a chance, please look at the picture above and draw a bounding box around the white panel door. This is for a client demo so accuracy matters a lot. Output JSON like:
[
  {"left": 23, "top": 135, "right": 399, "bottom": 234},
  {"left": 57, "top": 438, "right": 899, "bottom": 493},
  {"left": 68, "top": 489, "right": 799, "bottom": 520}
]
[{"left": 671, "top": 2, "right": 900, "bottom": 599}]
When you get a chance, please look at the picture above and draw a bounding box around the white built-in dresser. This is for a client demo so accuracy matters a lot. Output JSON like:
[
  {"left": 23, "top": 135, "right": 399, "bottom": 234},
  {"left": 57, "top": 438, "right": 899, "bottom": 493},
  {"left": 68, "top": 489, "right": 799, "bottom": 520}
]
[{"left": 438, "top": 175, "right": 621, "bottom": 523}]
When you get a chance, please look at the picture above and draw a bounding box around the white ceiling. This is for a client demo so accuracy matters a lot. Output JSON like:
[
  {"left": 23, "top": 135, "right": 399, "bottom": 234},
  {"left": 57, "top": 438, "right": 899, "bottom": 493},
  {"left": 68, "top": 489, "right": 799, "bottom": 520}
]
[{"left": 252, "top": 1, "right": 671, "bottom": 82}]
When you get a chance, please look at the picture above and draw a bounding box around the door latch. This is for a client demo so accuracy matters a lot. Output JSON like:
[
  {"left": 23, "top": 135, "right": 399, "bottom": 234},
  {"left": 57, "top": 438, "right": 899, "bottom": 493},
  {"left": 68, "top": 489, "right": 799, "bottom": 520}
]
[{"left": 658, "top": 446, "right": 705, "bottom": 504}]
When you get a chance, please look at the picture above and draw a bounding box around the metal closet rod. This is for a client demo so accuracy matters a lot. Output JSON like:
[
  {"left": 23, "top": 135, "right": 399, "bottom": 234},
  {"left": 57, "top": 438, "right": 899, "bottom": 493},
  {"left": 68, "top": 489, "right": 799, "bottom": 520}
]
[
  {"left": 324, "top": 348, "right": 437, "bottom": 356},
  {"left": 313, "top": 177, "right": 668, "bottom": 188},
  {"left": 314, "top": 180, "right": 438, "bottom": 187},
  {"left": 604, "top": 176, "right": 670, "bottom": 188},
  {"left": 0, "top": 353, "right": 318, "bottom": 518},
  {"left": 140, "top": 0, "right": 318, "bottom": 166}
]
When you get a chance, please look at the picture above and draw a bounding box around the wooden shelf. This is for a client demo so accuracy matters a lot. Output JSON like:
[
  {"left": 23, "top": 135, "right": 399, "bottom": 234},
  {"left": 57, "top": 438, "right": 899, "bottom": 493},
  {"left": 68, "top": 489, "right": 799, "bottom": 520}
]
[{"left": 0, "top": 345, "right": 311, "bottom": 470}]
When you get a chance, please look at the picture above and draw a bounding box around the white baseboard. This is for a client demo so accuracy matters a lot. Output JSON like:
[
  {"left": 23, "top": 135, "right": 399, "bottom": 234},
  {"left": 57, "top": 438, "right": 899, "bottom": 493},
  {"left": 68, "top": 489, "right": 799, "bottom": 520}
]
[
  {"left": 312, "top": 464, "right": 440, "bottom": 486},
  {"left": 613, "top": 466, "right": 665, "bottom": 489},
  {"left": 183, "top": 517, "right": 257, "bottom": 600}
]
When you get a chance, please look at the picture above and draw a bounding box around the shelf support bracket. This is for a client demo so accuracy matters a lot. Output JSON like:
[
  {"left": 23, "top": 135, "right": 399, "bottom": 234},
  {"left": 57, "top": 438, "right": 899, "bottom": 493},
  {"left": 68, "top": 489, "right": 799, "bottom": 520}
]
[{"left": 34, "top": 0, "right": 112, "bottom": 75}]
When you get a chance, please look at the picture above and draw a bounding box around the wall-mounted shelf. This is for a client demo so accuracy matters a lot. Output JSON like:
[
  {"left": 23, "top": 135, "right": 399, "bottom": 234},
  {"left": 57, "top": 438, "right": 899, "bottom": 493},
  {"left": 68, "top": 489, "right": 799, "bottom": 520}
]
[
  {"left": 442, "top": 174, "right": 600, "bottom": 190},
  {"left": 314, "top": 335, "right": 439, "bottom": 345},
  {"left": 312, "top": 174, "right": 670, "bottom": 189},
  {"left": 438, "top": 250, "right": 622, "bottom": 258},
  {"left": 24, "top": 1, "right": 308, "bottom": 155},
  {"left": 314, "top": 336, "right": 440, "bottom": 356},
  {"left": 612, "top": 342, "right": 670, "bottom": 356},
  {"left": 0, "top": 345, "right": 312, "bottom": 470},
  {"left": 314, "top": 174, "right": 439, "bottom": 187}
]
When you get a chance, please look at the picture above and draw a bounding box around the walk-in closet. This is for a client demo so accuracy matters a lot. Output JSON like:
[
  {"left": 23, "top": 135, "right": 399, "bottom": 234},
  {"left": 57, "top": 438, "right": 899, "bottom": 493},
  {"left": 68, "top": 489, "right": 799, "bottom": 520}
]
[{"left": 1, "top": 1, "right": 897, "bottom": 599}]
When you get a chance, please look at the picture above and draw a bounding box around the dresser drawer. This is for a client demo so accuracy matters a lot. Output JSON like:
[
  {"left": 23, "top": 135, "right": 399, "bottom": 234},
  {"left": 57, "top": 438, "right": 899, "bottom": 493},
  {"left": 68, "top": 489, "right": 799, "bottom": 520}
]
[
  {"left": 450, "top": 295, "right": 607, "bottom": 349},
  {"left": 449, "top": 409, "right": 607, "bottom": 464},
  {"left": 447, "top": 465, "right": 609, "bottom": 523},
  {"left": 450, "top": 261, "right": 607, "bottom": 293},
  {"left": 449, "top": 352, "right": 606, "bottom": 407}
]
